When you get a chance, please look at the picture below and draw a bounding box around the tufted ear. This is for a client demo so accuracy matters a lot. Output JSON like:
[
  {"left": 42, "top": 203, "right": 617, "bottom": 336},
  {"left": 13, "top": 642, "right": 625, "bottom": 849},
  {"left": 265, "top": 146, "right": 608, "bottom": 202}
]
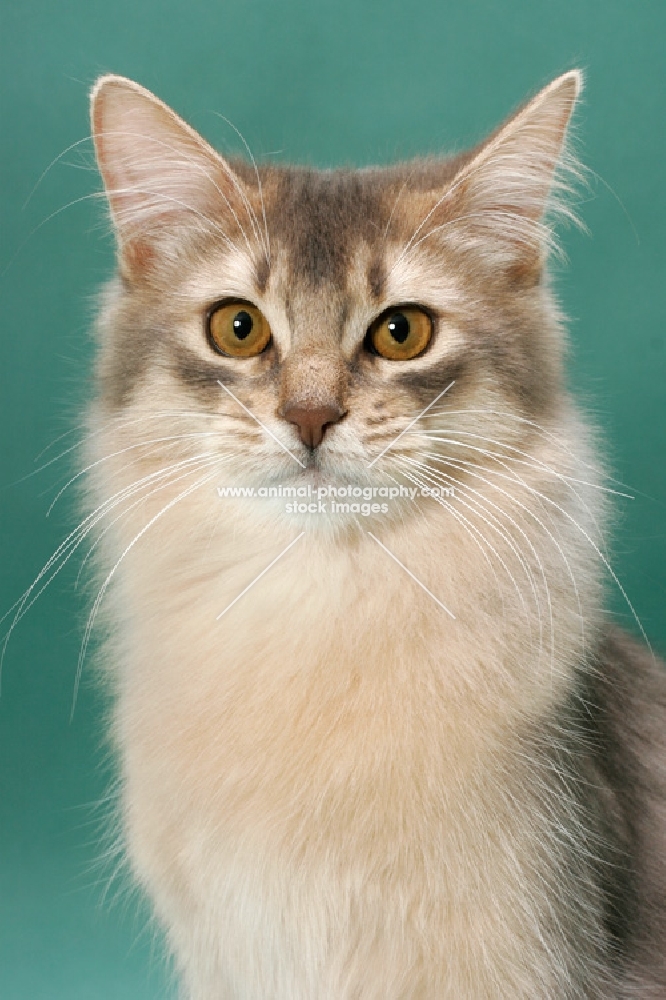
[
  {"left": 90, "top": 75, "right": 260, "bottom": 281},
  {"left": 443, "top": 70, "right": 584, "bottom": 274}
]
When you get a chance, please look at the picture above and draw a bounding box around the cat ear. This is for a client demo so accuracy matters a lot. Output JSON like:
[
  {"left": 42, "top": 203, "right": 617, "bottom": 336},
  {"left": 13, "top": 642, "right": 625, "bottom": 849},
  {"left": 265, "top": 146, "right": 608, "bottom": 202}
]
[
  {"left": 444, "top": 70, "right": 583, "bottom": 273},
  {"left": 90, "top": 75, "right": 259, "bottom": 279}
]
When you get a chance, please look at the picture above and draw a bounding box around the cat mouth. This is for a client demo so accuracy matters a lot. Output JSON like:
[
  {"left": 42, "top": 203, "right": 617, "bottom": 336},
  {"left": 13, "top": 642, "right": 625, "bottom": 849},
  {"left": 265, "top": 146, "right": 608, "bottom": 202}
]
[{"left": 287, "top": 445, "right": 342, "bottom": 478}]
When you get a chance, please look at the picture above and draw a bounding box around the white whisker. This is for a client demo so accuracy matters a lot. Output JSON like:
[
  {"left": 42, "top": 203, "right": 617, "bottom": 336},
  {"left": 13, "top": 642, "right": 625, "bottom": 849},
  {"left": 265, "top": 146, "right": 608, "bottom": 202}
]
[
  {"left": 75, "top": 455, "right": 226, "bottom": 587},
  {"left": 425, "top": 407, "right": 632, "bottom": 494},
  {"left": 420, "top": 447, "right": 586, "bottom": 651},
  {"left": 0, "top": 453, "right": 220, "bottom": 681},
  {"left": 46, "top": 430, "right": 223, "bottom": 514},
  {"left": 390, "top": 459, "right": 529, "bottom": 625},
  {"left": 398, "top": 455, "right": 548, "bottom": 648},
  {"left": 72, "top": 466, "right": 220, "bottom": 717},
  {"left": 420, "top": 431, "right": 607, "bottom": 551}
]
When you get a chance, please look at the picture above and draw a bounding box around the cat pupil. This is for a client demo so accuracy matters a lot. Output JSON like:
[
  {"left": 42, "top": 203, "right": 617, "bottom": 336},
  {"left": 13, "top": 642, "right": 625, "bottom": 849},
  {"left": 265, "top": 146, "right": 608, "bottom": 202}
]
[
  {"left": 233, "top": 310, "right": 253, "bottom": 340},
  {"left": 388, "top": 313, "right": 410, "bottom": 344}
]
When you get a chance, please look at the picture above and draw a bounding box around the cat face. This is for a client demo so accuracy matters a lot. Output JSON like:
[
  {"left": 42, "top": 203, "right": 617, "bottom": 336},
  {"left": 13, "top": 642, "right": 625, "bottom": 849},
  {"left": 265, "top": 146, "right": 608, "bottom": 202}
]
[{"left": 91, "top": 72, "right": 581, "bottom": 525}]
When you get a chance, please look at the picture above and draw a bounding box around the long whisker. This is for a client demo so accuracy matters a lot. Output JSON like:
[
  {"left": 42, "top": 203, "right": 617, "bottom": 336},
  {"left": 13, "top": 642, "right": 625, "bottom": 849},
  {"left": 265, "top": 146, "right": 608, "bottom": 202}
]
[
  {"left": 46, "top": 430, "right": 224, "bottom": 514},
  {"left": 407, "top": 451, "right": 591, "bottom": 677},
  {"left": 7, "top": 455, "right": 210, "bottom": 629},
  {"left": 13, "top": 408, "right": 252, "bottom": 487},
  {"left": 72, "top": 466, "right": 219, "bottom": 717},
  {"left": 32, "top": 426, "right": 82, "bottom": 465},
  {"left": 402, "top": 457, "right": 548, "bottom": 622},
  {"left": 424, "top": 435, "right": 570, "bottom": 535},
  {"left": 425, "top": 407, "right": 631, "bottom": 493},
  {"left": 415, "top": 435, "right": 569, "bottom": 553},
  {"left": 420, "top": 431, "right": 607, "bottom": 552},
  {"left": 396, "top": 457, "right": 545, "bottom": 657},
  {"left": 390, "top": 459, "right": 530, "bottom": 626},
  {"left": 0, "top": 454, "right": 217, "bottom": 677},
  {"left": 423, "top": 421, "right": 632, "bottom": 498},
  {"left": 419, "top": 441, "right": 650, "bottom": 657},
  {"left": 75, "top": 454, "right": 227, "bottom": 587},
  {"left": 421, "top": 446, "right": 587, "bottom": 637}
]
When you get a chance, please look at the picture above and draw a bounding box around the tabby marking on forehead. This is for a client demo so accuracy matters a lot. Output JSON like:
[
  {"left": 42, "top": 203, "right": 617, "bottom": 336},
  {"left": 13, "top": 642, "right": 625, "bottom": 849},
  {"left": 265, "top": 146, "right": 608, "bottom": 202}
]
[{"left": 268, "top": 170, "right": 390, "bottom": 289}]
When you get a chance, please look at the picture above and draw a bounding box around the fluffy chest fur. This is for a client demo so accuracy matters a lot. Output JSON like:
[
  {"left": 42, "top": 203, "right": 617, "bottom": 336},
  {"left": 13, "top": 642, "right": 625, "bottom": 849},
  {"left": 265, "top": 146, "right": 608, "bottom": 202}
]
[{"left": 95, "top": 440, "right": 604, "bottom": 998}]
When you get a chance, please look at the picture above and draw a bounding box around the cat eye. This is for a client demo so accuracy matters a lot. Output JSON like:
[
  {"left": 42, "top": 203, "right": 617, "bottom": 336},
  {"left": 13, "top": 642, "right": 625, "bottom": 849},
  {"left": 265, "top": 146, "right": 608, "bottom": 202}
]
[
  {"left": 366, "top": 307, "right": 433, "bottom": 361},
  {"left": 207, "top": 301, "right": 272, "bottom": 358}
]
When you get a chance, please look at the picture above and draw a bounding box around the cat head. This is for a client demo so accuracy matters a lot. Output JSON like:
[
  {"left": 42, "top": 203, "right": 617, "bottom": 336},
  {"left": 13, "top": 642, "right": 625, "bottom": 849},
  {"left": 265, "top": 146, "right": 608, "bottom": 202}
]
[{"left": 90, "top": 71, "right": 583, "bottom": 527}]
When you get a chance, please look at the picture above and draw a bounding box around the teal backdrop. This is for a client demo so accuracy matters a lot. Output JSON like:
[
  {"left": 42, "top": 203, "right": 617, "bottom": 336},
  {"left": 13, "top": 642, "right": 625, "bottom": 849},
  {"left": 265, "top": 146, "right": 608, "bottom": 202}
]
[{"left": 1, "top": 1, "right": 664, "bottom": 996}]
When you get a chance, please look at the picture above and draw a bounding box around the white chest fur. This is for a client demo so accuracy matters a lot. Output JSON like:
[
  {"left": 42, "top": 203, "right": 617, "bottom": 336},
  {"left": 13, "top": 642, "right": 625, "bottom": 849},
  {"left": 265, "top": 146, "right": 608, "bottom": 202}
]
[{"left": 104, "top": 494, "right": 598, "bottom": 998}]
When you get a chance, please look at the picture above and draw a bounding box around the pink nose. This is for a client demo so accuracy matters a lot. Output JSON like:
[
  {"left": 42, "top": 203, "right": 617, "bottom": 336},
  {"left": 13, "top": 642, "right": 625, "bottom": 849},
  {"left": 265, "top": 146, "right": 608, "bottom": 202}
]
[{"left": 282, "top": 404, "right": 345, "bottom": 448}]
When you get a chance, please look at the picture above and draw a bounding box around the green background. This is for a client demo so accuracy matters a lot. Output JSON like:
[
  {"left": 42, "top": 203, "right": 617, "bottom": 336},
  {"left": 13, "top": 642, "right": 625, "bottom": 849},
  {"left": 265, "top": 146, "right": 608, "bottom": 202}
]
[{"left": 1, "top": 1, "right": 664, "bottom": 996}]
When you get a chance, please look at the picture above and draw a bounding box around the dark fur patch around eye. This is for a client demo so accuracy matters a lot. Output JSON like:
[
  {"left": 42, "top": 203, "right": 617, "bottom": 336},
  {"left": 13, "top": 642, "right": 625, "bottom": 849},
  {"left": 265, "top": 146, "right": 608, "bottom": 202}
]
[
  {"left": 100, "top": 322, "right": 160, "bottom": 409},
  {"left": 395, "top": 354, "right": 467, "bottom": 400},
  {"left": 169, "top": 344, "right": 243, "bottom": 400}
]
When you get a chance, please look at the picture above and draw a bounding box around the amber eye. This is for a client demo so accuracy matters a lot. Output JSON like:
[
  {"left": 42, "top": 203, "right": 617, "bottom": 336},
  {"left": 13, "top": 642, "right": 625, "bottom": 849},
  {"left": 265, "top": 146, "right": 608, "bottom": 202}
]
[
  {"left": 207, "top": 301, "right": 272, "bottom": 358},
  {"left": 368, "top": 307, "right": 433, "bottom": 360}
]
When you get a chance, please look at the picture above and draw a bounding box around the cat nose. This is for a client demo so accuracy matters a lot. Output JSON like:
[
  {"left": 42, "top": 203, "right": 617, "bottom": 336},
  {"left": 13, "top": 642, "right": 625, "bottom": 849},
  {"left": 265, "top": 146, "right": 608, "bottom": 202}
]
[{"left": 282, "top": 403, "right": 345, "bottom": 448}]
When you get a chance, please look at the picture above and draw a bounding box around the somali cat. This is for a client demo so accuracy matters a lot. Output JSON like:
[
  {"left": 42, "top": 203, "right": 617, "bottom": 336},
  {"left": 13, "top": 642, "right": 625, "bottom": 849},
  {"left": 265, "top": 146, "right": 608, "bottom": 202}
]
[{"left": 84, "top": 71, "right": 666, "bottom": 998}]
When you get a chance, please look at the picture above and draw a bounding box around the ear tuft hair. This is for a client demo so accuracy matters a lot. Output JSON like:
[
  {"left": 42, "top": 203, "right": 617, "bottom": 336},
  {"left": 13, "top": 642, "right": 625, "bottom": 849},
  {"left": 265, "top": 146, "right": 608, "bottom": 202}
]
[
  {"left": 90, "top": 75, "right": 262, "bottom": 279},
  {"left": 425, "top": 71, "right": 587, "bottom": 272}
]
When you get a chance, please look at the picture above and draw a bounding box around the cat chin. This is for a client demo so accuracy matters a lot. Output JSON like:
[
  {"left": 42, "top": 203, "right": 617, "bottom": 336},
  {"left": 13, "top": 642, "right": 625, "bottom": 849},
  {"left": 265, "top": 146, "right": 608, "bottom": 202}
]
[
  {"left": 211, "top": 456, "right": 442, "bottom": 536},
  {"left": 212, "top": 452, "right": 399, "bottom": 493}
]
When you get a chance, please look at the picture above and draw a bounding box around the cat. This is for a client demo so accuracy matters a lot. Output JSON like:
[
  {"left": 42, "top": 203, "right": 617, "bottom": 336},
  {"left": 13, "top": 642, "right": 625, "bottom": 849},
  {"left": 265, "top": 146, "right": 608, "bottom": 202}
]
[{"left": 84, "top": 70, "right": 666, "bottom": 998}]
